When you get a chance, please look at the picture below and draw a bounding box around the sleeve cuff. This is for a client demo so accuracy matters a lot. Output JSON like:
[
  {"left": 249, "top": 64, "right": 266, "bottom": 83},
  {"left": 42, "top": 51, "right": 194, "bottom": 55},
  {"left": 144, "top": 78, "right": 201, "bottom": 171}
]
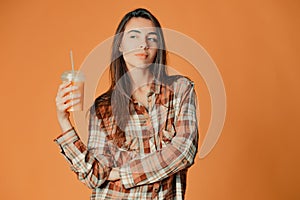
[
  {"left": 54, "top": 129, "right": 79, "bottom": 147},
  {"left": 120, "top": 164, "right": 135, "bottom": 189}
]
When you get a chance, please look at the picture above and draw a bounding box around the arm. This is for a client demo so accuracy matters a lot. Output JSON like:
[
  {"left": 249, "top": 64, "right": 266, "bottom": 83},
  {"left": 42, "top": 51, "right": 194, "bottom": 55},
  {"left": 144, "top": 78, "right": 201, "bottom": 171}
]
[
  {"left": 55, "top": 81, "right": 115, "bottom": 189},
  {"left": 54, "top": 109, "right": 114, "bottom": 188},
  {"left": 119, "top": 79, "right": 199, "bottom": 189}
]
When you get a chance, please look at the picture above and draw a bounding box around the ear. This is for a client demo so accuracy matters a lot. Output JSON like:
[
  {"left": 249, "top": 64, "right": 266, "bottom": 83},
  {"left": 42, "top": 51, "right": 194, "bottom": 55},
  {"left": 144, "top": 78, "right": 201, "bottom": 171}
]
[{"left": 119, "top": 44, "right": 123, "bottom": 52}]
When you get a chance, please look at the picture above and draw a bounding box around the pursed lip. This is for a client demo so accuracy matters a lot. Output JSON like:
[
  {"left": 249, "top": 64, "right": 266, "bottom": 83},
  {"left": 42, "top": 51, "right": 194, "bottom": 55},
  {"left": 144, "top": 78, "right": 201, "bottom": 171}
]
[{"left": 134, "top": 53, "right": 148, "bottom": 58}]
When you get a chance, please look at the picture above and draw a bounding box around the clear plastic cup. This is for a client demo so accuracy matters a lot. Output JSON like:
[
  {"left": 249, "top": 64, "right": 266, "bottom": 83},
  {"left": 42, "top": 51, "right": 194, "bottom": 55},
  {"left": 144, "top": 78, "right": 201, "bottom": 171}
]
[{"left": 61, "top": 70, "right": 85, "bottom": 111}]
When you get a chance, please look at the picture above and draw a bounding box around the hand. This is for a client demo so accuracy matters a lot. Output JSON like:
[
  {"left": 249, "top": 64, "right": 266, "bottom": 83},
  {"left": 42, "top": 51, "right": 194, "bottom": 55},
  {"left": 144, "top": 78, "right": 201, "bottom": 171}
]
[
  {"left": 55, "top": 81, "right": 81, "bottom": 132},
  {"left": 108, "top": 167, "right": 120, "bottom": 181}
]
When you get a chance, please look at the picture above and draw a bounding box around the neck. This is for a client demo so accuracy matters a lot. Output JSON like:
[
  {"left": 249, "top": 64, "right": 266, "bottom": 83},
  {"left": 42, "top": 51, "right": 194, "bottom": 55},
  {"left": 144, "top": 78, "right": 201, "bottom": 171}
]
[{"left": 127, "top": 67, "right": 154, "bottom": 92}]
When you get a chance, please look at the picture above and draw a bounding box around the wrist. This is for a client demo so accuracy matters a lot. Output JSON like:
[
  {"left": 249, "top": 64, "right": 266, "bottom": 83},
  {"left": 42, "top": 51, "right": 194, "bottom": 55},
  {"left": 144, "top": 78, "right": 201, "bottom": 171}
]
[{"left": 58, "top": 118, "right": 73, "bottom": 133}]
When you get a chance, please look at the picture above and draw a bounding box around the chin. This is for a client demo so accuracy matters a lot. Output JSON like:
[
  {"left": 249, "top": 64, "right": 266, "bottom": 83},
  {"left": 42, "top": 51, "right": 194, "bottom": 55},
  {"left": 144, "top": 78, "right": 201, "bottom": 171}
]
[{"left": 126, "top": 61, "right": 152, "bottom": 69}]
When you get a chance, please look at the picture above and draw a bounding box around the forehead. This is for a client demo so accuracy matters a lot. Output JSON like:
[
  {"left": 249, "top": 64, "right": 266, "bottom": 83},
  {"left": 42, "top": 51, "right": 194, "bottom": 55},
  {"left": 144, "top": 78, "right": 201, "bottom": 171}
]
[{"left": 124, "top": 17, "right": 156, "bottom": 33}]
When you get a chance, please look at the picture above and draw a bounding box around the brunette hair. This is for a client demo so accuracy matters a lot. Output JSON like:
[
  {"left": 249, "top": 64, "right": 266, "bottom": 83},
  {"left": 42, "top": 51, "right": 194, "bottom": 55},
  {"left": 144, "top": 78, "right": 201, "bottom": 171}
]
[{"left": 93, "top": 8, "right": 168, "bottom": 147}]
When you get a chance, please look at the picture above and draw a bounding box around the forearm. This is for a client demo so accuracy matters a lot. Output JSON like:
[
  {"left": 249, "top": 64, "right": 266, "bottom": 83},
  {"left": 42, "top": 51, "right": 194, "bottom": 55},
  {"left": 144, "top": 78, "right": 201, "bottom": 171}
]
[
  {"left": 57, "top": 117, "right": 73, "bottom": 133},
  {"left": 54, "top": 128, "right": 113, "bottom": 189},
  {"left": 119, "top": 79, "right": 199, "bottom": 189},
  {"left": 119, "top": 125, "right": 198, "bottom": 188}
]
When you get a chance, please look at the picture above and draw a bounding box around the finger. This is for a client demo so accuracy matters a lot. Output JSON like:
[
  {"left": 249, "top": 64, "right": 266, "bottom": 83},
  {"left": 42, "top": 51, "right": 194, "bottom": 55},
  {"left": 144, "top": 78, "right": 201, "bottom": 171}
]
[
  {"left": 57, "top": 82, "right": 72, "bottom": 96},
  {"left": 55, "top": 91, "right": 79, "bottom": 107},
  {"left": 60, "top": 93, "right": 81, "bottom": 104},
  {"left": 57, "top": 99, "right": 81, "bottom": 112},
  {"left": 56, "top": 82, "right": 72, "bottom": 99},
  {"left": 56, "top": 94, "right": 81, "bottom": 108},
  {"left": 58, "top": 81, "right": 72, "bottom": 90},
  {"left": 59, "top": 85, "right": 79, "bottom": 98},
  {"left": 64, "top": 99, "right": 81, "bottom": 110}
]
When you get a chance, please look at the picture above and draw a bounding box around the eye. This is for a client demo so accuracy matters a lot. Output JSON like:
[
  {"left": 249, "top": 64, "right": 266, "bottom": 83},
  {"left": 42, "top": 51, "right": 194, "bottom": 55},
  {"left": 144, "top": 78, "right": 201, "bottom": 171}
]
[
  {"left": 147, "top": 37, "right": 158, "bottom": 43},
  {"left": 129, "top": 34, "right": 139, "bottom": 39}
]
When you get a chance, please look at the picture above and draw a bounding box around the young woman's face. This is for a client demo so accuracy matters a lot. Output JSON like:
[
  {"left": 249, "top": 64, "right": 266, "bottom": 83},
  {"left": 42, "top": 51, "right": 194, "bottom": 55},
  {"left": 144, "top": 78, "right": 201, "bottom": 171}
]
[{"left": 119, "top": 17, "right": 158, "bottom": 70}]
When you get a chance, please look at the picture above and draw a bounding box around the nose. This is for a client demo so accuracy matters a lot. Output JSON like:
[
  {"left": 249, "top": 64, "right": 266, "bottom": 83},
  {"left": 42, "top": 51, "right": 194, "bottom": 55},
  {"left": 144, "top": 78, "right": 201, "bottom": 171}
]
[{"left": 139, "top": 39, "right": 148, "bottom": 49}]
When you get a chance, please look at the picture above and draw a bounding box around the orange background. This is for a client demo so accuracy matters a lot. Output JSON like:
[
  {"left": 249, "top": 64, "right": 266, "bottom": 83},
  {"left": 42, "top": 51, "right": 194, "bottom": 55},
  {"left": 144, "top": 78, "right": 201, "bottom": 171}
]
[{"left": 1, "top": 0, "right": 299, "bottom": 199}]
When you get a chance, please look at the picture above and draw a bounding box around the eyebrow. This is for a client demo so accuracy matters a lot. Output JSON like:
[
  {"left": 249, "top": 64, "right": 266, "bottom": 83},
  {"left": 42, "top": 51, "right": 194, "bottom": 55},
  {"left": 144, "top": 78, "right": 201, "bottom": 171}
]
[
  {"left": 148, "top": 31, "right": 158, "bottom": 36},
  {"left": 126, "top": 30, "right": 158, "bottom": 36}
]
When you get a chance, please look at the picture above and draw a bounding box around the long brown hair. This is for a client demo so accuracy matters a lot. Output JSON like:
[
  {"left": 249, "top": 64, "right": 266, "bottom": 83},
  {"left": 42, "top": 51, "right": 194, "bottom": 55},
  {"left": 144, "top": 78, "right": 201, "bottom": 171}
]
[{"left": 94, "top": 8, "right": 168, "bottom": 147}]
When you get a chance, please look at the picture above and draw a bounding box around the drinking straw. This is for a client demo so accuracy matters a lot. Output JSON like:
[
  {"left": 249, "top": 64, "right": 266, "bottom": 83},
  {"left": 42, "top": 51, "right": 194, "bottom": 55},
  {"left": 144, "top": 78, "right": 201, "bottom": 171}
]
[{"left": 70, "top": 50, "right": 75, "bottom": 74}]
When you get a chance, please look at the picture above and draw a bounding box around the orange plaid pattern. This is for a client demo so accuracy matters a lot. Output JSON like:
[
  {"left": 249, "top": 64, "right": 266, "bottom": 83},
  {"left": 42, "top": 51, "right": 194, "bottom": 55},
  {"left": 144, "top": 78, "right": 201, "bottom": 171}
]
[{"left": 55, "top": 76, "right": 198, "bottom": 199}]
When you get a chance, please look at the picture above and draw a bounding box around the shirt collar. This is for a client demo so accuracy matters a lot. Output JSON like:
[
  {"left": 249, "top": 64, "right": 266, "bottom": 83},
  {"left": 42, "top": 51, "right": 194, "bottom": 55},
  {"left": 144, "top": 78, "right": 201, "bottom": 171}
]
[
  {"left": 149, "top": 78, "right": 162, "bottom": 96},
  {"left": 130, "top": 78, "right": 162, "bottom": 105}
]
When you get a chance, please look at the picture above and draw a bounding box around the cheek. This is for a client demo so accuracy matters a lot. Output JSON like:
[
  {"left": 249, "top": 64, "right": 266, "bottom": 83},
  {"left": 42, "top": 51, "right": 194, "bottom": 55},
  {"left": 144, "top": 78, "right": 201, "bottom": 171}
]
[
  {"left": 121, "top": 40, "right": 139, "bottom": 52},
  {"left": 149, "top": 49, "right": 158, "bottom": 60}
]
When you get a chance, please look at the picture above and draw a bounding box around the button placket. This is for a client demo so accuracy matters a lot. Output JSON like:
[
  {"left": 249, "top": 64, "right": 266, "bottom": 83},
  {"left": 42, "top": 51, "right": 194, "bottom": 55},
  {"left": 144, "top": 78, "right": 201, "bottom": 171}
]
[
  {"left": 149, "top": 103, "right": 159, "bottom": 152},
  {"left": 147, "top": 95, "right": 152, "bottom": 112}
]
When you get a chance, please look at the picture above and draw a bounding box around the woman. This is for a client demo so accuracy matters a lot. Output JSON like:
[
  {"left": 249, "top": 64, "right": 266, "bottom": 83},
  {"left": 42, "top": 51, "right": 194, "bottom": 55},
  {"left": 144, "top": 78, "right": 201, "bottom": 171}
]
[{"left": 55, "top": 8, "right": 198, "bottom": 200}]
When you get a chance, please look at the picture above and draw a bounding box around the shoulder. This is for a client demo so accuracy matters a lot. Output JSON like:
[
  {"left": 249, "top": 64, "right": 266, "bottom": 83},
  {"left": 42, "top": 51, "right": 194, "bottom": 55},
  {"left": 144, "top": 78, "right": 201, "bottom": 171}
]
[
  {"left": 164, "top": 75, "right": 194, "bottom": 94},
  {"left": 92, "top": 90, "right": 113, "bottom": 119},
  {"left": 164, "top": 75, "right": 193, "bottom": 86},
  {"left": 94, "top": 90, "right": 112, "bottom": 107}
]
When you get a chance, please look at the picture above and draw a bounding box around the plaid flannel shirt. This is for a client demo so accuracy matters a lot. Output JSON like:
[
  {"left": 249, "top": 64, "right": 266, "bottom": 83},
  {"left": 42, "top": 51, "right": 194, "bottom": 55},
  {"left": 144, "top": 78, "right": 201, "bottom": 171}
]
[{"left": 55, "top": 76, "right": 198, "bottom": 200}]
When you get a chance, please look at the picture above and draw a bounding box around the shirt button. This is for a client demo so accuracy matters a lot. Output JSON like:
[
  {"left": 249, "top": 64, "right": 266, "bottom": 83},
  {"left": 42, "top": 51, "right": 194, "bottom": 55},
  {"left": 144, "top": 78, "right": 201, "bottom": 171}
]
[{"left": 153, "top": 183, "right": 160, "bottom": 193}]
